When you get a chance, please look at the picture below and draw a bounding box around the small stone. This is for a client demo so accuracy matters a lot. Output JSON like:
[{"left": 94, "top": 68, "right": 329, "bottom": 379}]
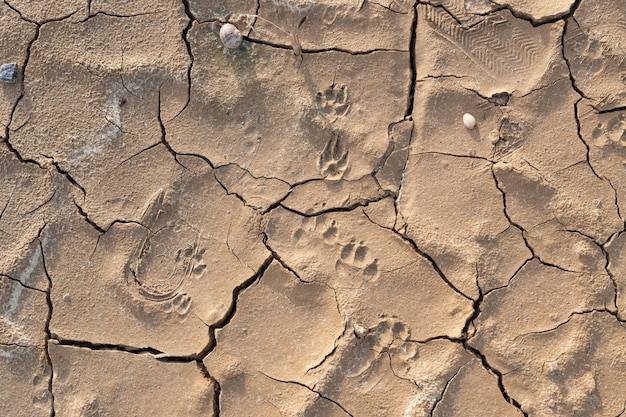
[
  {"left": 220, "top": 23, "right": 243, "bottom": 49},
  {"left": 463, "top": 113, "right": 477, "bottom": 129},
  {"left": 0, "top": 63, "right": 18, "bottom": 83}
]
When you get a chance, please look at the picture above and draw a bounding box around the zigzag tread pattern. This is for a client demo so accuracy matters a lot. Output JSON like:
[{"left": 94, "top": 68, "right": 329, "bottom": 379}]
[{"left": 424, "top": 6, "right": 539, "bottom": 77}]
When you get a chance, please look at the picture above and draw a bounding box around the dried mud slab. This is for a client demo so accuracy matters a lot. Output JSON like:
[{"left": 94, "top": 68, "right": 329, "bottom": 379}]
[
  {"left": 478, "top": 312, "right": 626, "bottom": 416},
  {"left": 204, "top": 261, "right": 343, "bottom": 381},
  {"left": 494, "top": 160, "right": 622, "bottom": 245},
  {"left": 214, "top": 163, "right": 291, "bottom": 212},
  {"left": 524, "top": 219, "right": 606, "bottom": 274},
  {"left": 249, "top": 0, "right": 415, "bottom": 51},
  {"left": 0, "top": 2, "right": 36, "bottom": 129},
  {"left": 9, "top": 5, "right": 190, "bottom": 228},
  {"left": 412, "top": 78, "right": 503, "bottom": 159},
  {"left": 210, "top": 370, "right": 350, "bottom": 417},
  {"left": 42, "top": 160, "right": 269, "bottom": 356},
  {"left": 187, "top": 0, "right": 257, "bottom": 25},
  {"left": 470, "top": 259, "right": 615, "bottom": 372},
  {"left": 606, "top": 233, "right": 626, "bottom": 321},
  {"left": 432, "top": 358, "right": 523, "bottom": 417},
  {"left": 165, "top": 21, "right": 409, "bottom": 184},
  {"left": 5, "top": 0, "right": 85, "bottom": 22},
  {"left": 578, "top": 100, "right": 626, "bottom": 217},
  {"left": 563, "top": 0, "right": 626, "bottom": 111},
  {"left": 204, "top": 261, "right": 347, "bottom": 415},
  {"left": 416, "top": 4, "right": 564, "bottom": 95},
  {"left": 375, "top": 119, "right": 412, "bottom": 194},
  {"left": 0, "top": 346, "right": 51, "bottom": 417},
  {"left": 265, "top": 207, "right": 474, "bottom": 339},
  {"left": 0, "top": 148, "right": 55, "bottom": 276},
  {"left": 0, "top": 265, "right": 51, "bottom": 417},
  {"left": 0, "top": 274, "right": 48, "bottom": 348},
  {"left": 281, "top": 175, "right": 385, "bottom": 215},
  {"left": 490, "top": 0, "right": 575, "bottom": 23},
  {"left": 397, "top": 153, "right": 531, "bottom": 297},
  {"left": 49, "top": 343, "right": 215, "bottom": 416}
]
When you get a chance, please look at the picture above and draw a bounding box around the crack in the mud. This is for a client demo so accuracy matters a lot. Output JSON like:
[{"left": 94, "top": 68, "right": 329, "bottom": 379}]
[
  {"left": 243, "top": 35, "right": 407, "bottom": 55},
  {"left": 0, "top": 273, "right": 46, "bottom": 293},
  {"left": 279, "top": 190, "right": 392, "bottom": 218},
  {"left": 157, "top": 87, "right": 187, "bottom": 171},
  {"left": 50, "top": 337, "right": 163, "bottom": 355},
  {"left": 463, "top": 343, "right": 529, "bottom": 416},
  {"left": 259, "top": 372, "right": 355, "bottom": 417},
  {"left": 429, "top": 363, "right": 464, "bottom": 416},
  {"left": 393, "top": 228, "right": 473, "bottom": 301},
  {"left": 602, "top": 242, "right": 621, "bottom": 317},
  {"left": 561, "top": 18, "right": 589, "bottom": 100},
  {"left": 175, "top": 0, "right": 196, "bottom": 120},
  {"left": 196, "top": 254, "right": 273, "bottom": 360},
  {"left": 405, "top": 4, "right": 418, "bottom": 117},
  {"left": 39, "top": 236, "right": 55, "bottom": 417},
  {"left": 72, "top": 200, "right": 105, "bottom": 233},
  {"left": 482, "top": 0, "right": 583, "bottom": 26},
  {"left": 305, "top": 323, "right": 348, "bottom": 375},
  {"left": 513, "top": 309, "right": 622, "bottom": 341},
  {"left": 41, "top": 155, "right": 86, "bottom": 196},
  {"left": 573, "top": 98, "right": 605, "bottom": 182}
]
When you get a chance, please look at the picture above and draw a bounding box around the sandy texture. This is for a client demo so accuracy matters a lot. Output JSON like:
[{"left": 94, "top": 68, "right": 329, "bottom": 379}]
[{"left": 2, "top": 0, "right": 626, "bottom": 416}]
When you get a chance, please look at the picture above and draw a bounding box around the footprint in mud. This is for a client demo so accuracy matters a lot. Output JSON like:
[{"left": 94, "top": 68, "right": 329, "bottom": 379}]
[
  {"left": 319, "top": 134, "right": 348, "bottom": 180},
  {"left": 316, "top": 83, "right": 350, "bottom": 122},
  {"left": 591, "top": 113, "right": 626, "bottom": 147},
  {"left": 293, "top": 216, "right": 339, "bottom": 245},
  {"left": 162, "top": 292, "right": 192, "bottom": 317},
  {"left": 124, "top": 190, "right": 208, "bottom": 320},
  {"left": 175, "top": 243, "right": 208, "bottom": 279},
  {"left": 336, "top": 239, "right": 380, "bottom": 283}
]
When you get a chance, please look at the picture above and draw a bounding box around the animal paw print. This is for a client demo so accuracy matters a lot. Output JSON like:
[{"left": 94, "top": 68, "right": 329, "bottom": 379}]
[
  {"left": 319, "top": 134, "right": 348, "bottom": 180},
  {"left": 176, "top": 243, "right": 207, "bottom": 279},
  {"left": 162, "top": 292, "right": 192, "bottom": 317},
  {"left": 316, "top": 83, "right": 350, "bottom": 122},
  {"left": 337, "top": 239, "right": 380, "bottom": 282},
  {"left": 320, "top": 219, "right": 338, "bottom": 244},
  {"left": 294, "top": 216, "right": 339, "bottom": 244},
  {"left": 591, "top": 113, "right": 626, "bottom": 148}
]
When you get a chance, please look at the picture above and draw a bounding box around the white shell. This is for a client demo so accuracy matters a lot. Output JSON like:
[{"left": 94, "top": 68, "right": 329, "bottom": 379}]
[
  {"left": 220, "top": 23, "right": 243, "bottom": 49},
  {"left": 463, "top": 113, "right": 476, "bottom": 129}
]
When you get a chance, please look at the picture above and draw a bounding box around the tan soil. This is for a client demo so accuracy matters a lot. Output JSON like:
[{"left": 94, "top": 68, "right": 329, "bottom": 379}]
[{"left": 1, "top": 0, "right": 626, "bottom": 416}]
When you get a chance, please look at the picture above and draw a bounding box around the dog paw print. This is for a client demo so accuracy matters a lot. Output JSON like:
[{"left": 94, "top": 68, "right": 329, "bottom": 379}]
[
  {"left": 316, "top": 83, "right": 350, "bottom": 122},
  {"left": 176, "top": 243, "right": 207, "bottom": 279},
  {"left": 336, "top": 239, "right": 380, "bottom": 282},
  {"left": 162, "top": 292, "right": 192, "bottom": 317},
  {"left": 320, "top": 219, "right": 339, "bottom": 244},
  {"left": 591, "top": 113, "right": 626, "bottom": 147},
  {"left": 319, "top": 134, "right": 348, "bottom": 180},
  {"left": 293, "top": 216, "right": 339, "bottom": 245}
]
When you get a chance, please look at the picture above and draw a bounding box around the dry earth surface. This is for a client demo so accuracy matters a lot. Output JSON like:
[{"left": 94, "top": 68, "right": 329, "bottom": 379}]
[{"left": 1, "top": 0, "right": 626, "bottom": 416}]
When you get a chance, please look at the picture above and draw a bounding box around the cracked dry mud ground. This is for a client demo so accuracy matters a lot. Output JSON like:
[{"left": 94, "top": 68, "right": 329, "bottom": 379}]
[{"left": 1, "top": 0, "right": 626, "bottom": 416}]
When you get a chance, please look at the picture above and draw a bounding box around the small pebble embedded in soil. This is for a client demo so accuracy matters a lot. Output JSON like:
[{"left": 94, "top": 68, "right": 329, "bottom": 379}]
[
  {"left": 0, "top": 63, "right": 18, "bottom": 83},
  {"left": 463, "top": 113, "right": 477, "bottom": 129},
  {"left": 220, "top": 23, "right": 243, "bottom": 49}
]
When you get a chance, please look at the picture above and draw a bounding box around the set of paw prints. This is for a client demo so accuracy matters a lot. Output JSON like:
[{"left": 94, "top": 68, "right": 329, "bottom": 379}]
[
  {"left": 336, "top": 238, "right": 380, "bottom": 282},
  {"left": 294, "top": 216, "right": 380, "bottom": 282},
  {"left": 591, "top": 113, "right": 626, "bottom": 148},
  {"left": 130, "top": 240, "right": 208, "bottom": 318},
  {"left": 316, "top": 83, "right": 350, "bottom": 122},
  {"left": 314, "top": 83, "right": 352, "bottom": 179}
]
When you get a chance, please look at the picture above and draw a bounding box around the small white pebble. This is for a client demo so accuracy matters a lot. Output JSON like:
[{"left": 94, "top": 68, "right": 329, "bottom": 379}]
[
  {"left": 463, "top": 113, "right": 476, "bottom": 129},
  {"left": 220, "top": 23, "right": 243, "bottom": 49}
]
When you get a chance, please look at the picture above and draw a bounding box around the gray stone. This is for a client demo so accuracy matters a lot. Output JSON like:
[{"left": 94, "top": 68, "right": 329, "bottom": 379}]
[{"left": 0, "top": 63, "right": 17, "bottom": 83}]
